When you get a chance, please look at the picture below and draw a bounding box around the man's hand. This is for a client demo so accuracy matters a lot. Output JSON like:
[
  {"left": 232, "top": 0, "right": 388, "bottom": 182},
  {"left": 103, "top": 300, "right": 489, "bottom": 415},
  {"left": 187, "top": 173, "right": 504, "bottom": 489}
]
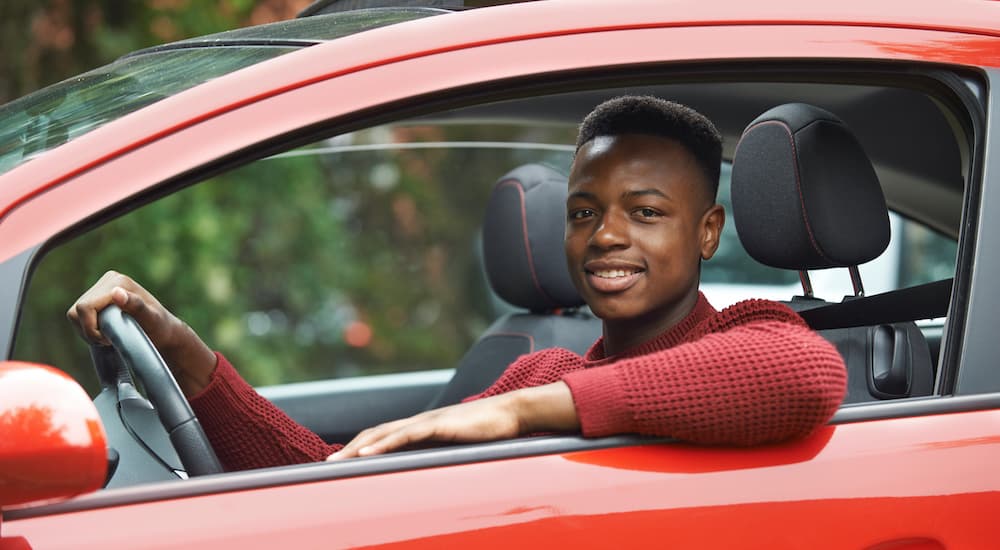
[
  {"left": 327, "top": 381, "right": 580, "bottom": 460},
  {"left": 66, "top": 270, "right": 217, "bottom": 396}
]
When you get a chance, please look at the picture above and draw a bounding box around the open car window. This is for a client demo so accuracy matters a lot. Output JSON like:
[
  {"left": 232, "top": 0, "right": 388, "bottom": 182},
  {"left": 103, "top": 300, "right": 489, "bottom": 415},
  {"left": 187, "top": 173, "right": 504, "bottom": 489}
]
[
  {"left": 13, "top": 80, "right": 962, "bottom": 396},
  {"left": 14, "top": 118, "right": 578, "bottom": 393}
]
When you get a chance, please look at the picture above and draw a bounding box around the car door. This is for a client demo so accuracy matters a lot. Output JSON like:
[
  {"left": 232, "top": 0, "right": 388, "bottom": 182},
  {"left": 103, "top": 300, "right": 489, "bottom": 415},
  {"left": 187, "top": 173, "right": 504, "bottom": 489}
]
[{"left": 3, "top": 8, "right": 1000, "bottom": 549}]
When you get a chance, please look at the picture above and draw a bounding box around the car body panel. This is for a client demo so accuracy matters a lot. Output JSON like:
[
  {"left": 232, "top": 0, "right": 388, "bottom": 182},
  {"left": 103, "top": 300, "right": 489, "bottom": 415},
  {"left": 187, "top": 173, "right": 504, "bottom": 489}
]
[
  {"left": 5, "top": 410, "right": 999, "bottom": 548},
  {"left": 1, "top": 1, "right": 998, "bottom": 547}
]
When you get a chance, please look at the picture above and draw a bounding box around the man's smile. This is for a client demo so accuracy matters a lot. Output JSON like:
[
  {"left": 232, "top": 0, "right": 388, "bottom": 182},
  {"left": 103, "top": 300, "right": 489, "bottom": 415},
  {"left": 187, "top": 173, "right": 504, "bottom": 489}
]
[{"left": 584, "top": 260, "right": 646, "bottom": 293}]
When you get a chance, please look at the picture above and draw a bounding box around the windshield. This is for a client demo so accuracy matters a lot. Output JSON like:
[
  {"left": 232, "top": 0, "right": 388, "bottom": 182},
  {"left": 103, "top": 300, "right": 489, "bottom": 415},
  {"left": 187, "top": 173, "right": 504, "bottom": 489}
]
[{"left": 0, "top": 8, "right": 445, "bottom": 176}]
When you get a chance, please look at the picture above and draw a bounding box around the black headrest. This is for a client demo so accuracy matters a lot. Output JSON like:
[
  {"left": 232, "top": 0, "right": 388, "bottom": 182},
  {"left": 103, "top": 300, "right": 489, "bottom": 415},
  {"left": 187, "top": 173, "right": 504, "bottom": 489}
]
[
  {"left": 731, "top": 103, "right": 890, "bottom": 270},
  {"left": 482, "top": 164, "right": 585, "bottom": 311}
]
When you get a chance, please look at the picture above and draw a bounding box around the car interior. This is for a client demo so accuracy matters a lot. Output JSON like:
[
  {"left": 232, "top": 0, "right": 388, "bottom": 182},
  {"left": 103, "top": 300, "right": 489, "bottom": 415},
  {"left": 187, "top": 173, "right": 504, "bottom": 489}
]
[
  {"left": 729, "top": 102, "right": 935, "bottom": 403},
  {"left": 11, "top": 67, "right": 973, "bottom": 487}
]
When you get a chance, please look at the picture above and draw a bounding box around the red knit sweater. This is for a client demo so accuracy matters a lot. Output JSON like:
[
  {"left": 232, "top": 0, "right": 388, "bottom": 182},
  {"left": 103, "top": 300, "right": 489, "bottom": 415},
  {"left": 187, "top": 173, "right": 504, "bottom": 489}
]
[{"left": 190, "top": 293, "right": 846, "bottom": 471}]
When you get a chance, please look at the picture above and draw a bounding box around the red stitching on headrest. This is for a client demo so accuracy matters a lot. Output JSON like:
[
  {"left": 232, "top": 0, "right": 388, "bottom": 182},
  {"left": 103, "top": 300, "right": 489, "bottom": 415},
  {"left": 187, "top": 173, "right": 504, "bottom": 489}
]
[
  {"left": 496, "top": 179, "right": 559, "bottom": 308},
  {"left": 748, "top": 120, "right": 833, "bottom": 265}
]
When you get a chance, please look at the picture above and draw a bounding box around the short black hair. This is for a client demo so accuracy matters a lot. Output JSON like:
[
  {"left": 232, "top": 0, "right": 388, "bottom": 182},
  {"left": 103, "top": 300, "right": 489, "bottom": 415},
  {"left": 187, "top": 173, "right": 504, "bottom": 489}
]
[{"left": 576, "top": 95, "right": 722, "bottom": 200}]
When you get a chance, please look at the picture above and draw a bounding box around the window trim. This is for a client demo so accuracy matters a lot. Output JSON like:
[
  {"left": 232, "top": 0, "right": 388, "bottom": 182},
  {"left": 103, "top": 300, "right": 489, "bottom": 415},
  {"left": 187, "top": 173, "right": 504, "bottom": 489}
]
[
  {"left": 0, "top": 246, "right": 39, "bottom": 359},
  {"left": 952, "top": 67, "right": 999, "bottom": 395}
]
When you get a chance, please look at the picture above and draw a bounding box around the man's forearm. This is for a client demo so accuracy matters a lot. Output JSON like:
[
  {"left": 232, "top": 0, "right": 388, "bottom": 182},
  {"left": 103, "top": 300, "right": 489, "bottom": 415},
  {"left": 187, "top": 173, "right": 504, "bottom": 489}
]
[{"left": 510, "top": 381, "right": 580, "bottom": 435}]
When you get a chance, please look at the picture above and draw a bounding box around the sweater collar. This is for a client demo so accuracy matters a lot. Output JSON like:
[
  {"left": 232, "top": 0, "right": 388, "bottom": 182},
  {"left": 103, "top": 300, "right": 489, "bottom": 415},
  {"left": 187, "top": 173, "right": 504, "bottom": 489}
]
[{"left": 583, "top": 292, "right": 717, "bottom": 363}]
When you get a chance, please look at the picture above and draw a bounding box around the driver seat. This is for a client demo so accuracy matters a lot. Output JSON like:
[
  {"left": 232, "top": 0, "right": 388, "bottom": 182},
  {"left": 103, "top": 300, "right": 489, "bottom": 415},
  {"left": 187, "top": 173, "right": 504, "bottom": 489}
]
[{"left": 427, "top": 163, "right": 601, "bottom": 408}]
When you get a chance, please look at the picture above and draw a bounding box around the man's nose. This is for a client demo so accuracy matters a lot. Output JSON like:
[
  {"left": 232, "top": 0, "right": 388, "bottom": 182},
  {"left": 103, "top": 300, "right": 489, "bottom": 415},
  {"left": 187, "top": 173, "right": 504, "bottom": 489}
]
[{"left": 590, "top": 212, "right": 629, "bottom": 249}]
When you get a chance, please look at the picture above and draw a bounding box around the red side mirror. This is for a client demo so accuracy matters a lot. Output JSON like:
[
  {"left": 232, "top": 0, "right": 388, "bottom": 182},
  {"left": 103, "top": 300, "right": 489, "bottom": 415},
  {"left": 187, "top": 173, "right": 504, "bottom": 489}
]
[{"left": 0, "top": 361, "right": 107, "bottom": 508}]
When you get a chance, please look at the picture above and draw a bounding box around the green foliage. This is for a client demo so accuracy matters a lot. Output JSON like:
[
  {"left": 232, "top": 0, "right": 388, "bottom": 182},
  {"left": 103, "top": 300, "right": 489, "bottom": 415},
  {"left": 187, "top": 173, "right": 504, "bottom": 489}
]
[
  {"left": 1, "top": 0, "right": 293, "bottom": 104},
  {"left": 4, "top": 0, "right": 581, "bottom": 395},
  {"left": 14, "top": 123, "right": 578, "bottom": 395}
]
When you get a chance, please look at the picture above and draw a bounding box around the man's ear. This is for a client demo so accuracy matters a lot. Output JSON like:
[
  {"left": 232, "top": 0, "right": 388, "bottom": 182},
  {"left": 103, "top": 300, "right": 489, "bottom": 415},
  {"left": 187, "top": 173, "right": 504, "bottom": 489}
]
[{"left": 700, "top": 203, "right": 725, "bottom": 260}]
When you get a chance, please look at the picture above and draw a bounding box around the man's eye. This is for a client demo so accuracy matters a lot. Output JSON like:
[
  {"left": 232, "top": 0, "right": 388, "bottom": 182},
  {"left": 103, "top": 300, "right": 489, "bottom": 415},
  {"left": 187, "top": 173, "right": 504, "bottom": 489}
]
[
  {"left": 570, "top": 209, "right": 595, "bottom": 220},
  {"left": 637, "top": 208, "right": 659, "bottom": 218}
]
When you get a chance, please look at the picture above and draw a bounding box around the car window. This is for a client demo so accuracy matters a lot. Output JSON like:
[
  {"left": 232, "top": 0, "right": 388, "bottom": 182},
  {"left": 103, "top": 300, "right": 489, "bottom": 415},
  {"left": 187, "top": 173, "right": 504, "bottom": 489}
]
[
  {"left": 0, "top": 8, "right": 443, "bottom": 176},
  {"left": 8, "top": 93, "right": 965, "bottom": 503},
  {"left": 160, "top": 7, "right": 447, "bottom": 45},
  {"left": 14, "top": 118, "right": 577, "bottom": 394},
  {"left": 12, "top": 95, "right": 958, "bottom": 394}
]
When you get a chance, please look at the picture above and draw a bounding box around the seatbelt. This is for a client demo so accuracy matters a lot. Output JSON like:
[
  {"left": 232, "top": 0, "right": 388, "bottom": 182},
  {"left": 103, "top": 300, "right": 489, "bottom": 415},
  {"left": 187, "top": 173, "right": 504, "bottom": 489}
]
[{"left": 798, "top": 278, "right": 953, "bottom": 330}]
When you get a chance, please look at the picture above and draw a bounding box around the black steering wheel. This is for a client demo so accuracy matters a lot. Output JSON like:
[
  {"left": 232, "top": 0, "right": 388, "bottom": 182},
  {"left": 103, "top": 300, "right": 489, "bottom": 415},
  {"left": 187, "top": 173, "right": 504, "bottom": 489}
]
[{"left": 95, "top": 305, "right": 222, "bottom": 480}]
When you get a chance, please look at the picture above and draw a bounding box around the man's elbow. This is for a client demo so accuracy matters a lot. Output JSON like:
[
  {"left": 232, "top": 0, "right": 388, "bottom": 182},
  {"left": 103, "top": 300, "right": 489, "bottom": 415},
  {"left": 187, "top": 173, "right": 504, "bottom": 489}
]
[
  {"left": 694, "top": 349, "right": 847, "bottom": 447},
  {"left": 755, "top": 347, "right": 848, "bottom": 445}
]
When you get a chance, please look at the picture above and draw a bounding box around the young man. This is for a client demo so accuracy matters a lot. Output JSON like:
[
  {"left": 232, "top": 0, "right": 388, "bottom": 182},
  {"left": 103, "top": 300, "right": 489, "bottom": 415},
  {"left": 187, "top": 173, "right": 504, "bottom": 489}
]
[{"left": 68, "top": 96, "right": 847, "bottom": 471}]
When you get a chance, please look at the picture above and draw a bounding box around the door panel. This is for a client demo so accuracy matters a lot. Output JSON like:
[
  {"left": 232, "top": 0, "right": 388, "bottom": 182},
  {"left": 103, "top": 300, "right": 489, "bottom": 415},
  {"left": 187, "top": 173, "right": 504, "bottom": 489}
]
[{"left": 5, "top": 410, "right": 998, "bottom": 549}]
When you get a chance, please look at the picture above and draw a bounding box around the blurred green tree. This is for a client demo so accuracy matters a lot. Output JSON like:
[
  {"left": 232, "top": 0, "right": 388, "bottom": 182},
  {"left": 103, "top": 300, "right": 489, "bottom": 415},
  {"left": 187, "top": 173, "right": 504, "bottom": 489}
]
[
  {"left": 1, "top": 0, "right": 310, "bottom": 104},
  {"left": 13, "top": 120, "right": 578, "bottom": 393},
  {"left": 6, "top": 0, "right": 573, "bottom": 396}
]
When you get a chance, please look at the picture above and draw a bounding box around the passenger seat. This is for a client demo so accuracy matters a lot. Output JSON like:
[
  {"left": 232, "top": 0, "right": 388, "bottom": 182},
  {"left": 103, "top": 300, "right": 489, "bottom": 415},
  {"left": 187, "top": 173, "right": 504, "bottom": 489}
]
[{"left": 731, "top": 102, "right": 934, "bottom": 403}]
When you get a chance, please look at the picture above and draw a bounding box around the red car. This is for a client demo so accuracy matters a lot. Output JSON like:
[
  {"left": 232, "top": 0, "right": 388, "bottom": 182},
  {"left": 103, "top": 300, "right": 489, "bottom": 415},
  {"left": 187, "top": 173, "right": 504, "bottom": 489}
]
[{"left": 2, "top": 1, "right": 999, "bottom": 547}]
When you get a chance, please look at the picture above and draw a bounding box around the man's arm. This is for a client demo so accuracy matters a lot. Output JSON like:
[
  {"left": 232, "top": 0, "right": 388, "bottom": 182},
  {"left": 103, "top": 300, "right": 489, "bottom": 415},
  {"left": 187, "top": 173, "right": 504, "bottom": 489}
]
[
  {"left": 562, "top": 319, "right": 847, "bottom": 446},
  {"left": 328, "top": 381, "right": 578, "bottom": 460},
  {"left": 328, "top": 349, "right": 584, "bottom": 460},
  {"left": 68, "top": 271, "right": 338, "bottom": 470},
  {"left": 189, "top": 353, "right": 340, "bottom": 470},
  {"left": 67, "top": 270, "right": 217, "bottom": 396}
]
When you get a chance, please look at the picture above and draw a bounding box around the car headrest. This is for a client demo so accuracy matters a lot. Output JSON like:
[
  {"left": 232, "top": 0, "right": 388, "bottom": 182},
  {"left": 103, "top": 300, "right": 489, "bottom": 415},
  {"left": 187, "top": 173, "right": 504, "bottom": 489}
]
[
  {"left": 482, "top": 163, "right": 585, "bottom": 311},
  {"left": 731, "top": 103, "right": 890, "bottom": 270}
]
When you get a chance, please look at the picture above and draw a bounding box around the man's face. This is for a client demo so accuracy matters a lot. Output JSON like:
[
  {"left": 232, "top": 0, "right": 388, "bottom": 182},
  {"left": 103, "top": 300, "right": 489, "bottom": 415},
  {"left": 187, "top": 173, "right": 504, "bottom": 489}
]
[{"left": 565, "top": 134, "right": 722, "bottom": 331}]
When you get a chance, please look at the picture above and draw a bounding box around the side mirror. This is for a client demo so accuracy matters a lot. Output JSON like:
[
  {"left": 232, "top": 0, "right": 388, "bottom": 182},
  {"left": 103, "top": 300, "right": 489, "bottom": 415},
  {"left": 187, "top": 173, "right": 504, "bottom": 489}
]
[{"left": 0, "top": 361, "right": 107, "bottom": 508}]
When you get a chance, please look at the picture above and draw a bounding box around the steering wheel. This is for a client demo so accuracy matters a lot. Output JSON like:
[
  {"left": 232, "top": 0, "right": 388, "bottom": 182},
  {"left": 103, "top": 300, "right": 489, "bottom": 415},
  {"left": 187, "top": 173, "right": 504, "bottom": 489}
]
[{"left": 96, "top": 304, "right": 223, "bottom": 478}]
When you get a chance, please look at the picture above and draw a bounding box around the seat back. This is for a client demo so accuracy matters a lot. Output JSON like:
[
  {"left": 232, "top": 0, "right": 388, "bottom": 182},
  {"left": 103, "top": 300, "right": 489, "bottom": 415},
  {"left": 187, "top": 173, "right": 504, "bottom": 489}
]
[
  {"left": 731, "top": 103, "right": 933, "bottom": 403},
  {"left": 427, "top": 164, "right": 601, "bottom": 408}
]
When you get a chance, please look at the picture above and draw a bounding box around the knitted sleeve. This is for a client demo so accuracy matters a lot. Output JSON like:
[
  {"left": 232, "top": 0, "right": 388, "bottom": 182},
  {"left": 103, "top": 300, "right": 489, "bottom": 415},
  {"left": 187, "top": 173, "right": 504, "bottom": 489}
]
[
  {"left": 464, "top": 347, "right": 587, "bottom": 402},
  {"left": 189, "top": 353, "right": 341, "bottom": 471},
  {"left": 562, "top": 318, "right": 847, "bottom": 446}
]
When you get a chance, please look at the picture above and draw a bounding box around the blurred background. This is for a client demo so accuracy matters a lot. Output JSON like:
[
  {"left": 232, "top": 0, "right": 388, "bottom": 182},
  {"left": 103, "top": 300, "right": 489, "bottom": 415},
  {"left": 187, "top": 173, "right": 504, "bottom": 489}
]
[
  {"left": 4, "top": 0, "right": 955, "bottom": 396},
  {"left": 1, "top": 0, "right": 523, "bottom": 103},
  {"left": 1, "top": 0, "right": 317, "bottom": 105},
  {"left": 5, "top": 0, "right": 568, "bottom": 395}
]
